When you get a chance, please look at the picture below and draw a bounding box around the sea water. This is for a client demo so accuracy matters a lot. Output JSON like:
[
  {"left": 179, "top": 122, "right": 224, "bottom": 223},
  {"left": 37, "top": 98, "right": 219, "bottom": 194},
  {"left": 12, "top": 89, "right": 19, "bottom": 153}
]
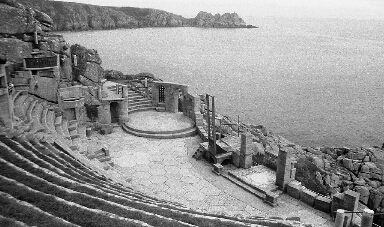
[{"left": 59, "top": 17, "right": 384, "bottom": 148}]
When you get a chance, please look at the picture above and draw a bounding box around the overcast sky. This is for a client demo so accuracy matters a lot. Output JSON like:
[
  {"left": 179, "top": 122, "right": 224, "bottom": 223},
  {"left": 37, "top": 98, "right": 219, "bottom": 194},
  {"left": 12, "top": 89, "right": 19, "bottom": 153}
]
[{"left": 56, "top": 0, "right": 384, "bottom": 20}]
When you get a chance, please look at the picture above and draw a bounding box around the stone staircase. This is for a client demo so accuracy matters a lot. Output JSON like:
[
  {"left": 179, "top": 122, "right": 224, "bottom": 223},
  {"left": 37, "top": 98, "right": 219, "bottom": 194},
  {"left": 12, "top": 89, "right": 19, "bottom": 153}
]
[{"left": 128, "top": 89, "right": 155, "bottom": 113}]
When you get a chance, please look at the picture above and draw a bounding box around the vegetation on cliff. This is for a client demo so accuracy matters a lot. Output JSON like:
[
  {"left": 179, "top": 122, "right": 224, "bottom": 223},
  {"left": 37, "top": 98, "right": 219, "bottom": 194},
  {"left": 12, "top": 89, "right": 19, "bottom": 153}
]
[{"left": 14, "top": 0, "right": 256, "bottom": 31}]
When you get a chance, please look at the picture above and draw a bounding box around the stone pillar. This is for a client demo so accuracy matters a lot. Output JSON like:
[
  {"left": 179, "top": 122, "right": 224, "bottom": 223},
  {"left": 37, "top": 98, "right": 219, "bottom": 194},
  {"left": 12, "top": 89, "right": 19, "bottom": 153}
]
[
  {"left": 152, "top": 84, "right": 159, "bottom": 106},
  {"left": 121, "top": 85, "right": 128, "bottom": 98},
  {"left": 98, "top": 102, "right": 111, "bottom": 124},
  {"left": 334, "top": 209, "right": 345, "bottom": 227},
  {"left": 118, "top": 100, "right": 129, "bottom": 124},
  {"left": 344, "top": 190, "right": 360, "bottom": 212},
  {"left": 276, "top": 147, "right": 294, "bottom": 191},
  {"left": 361, "top": 209, "right": 374, "bottom": 227},
  {"left": 172, "top": 88, "right": 178, "bottom": 113},
  {"left": 240, "top": 133, "right": 253, "bottom": 169}
]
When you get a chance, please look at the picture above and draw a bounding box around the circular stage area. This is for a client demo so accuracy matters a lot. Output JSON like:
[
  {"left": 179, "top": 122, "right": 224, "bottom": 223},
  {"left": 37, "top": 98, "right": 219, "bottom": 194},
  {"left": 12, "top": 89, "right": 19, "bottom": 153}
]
[{"left": 122, "top": 110, "right": 197, "bottom": 139}]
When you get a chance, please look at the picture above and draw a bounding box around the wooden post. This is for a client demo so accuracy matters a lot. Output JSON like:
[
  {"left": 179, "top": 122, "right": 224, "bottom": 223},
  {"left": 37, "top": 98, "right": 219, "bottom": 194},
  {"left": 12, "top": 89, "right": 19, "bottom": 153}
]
[
  {"left": 212, "top": 96, "right": 216, "bottom": 155},
  {"left": 206, "top": 94, "right": 211, "bottom": 142},
  {"left": 237, "top": 114, "right": 240, "bottom": 137},
  {"left": 34, "top": 24, "right": 38, "bottom": 45}
]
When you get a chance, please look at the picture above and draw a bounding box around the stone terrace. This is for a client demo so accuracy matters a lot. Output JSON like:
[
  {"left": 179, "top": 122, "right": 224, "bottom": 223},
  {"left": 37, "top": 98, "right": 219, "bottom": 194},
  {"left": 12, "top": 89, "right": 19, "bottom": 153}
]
[{"left": 85, "top": 127, "right": 334, "bottom": 227}]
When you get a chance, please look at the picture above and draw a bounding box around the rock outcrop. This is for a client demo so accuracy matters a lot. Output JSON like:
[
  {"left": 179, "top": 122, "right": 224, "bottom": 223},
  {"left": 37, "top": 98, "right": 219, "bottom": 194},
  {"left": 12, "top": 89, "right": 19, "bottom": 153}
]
[
  {"left": 194, "top": 11, "right": 246, "bottom": 28},
  {"left": 0, "top": 0, "right": 67, "bottom": 65},
  {"left": 14, "top": 0, "right": 255, "bottom": 31}
]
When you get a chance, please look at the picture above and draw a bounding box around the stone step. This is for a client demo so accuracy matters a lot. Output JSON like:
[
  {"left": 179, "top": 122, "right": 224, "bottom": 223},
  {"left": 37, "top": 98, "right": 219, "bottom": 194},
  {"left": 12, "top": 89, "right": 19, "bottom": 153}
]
[
  {"left": 46, "top": 110, "right": 56, "bottom": 132},
  {"left": 69, "top": 128, "right": 80, "bottom": 140},
  {"left": 77, "top": 125, "right": 87, "bottom": 139},
  {"left": 13, "top": 94, "right": 29, "bottom": 120},
  {"left": 221, "top": 171, "right": 271, "bottom": 203},
  {"left": 129, "top": 100, "right": 152, "bottom": 108},
  {"left": 54, "top": 115, "right": 62, "bottom": 127},
  {"left": 68, "top": 120, "right": 78, "bottom": 131},
  {"left": 31, "top": 101, "right": 44, "bottom": 125},
  {"left": 128, "top": 96, "right": 150, "bottom": 102},
  {"left": 122, "top": 124, "right": 197, "bottom": 139},
  {"left": 22, "top": 96, "right": 34, "bottom": 117},
  {"left": 62, "top": 120, "right": 71, "bottom": 138},
  {"left": 25, "top": 99, "right": 38, "bottom": 123},
  {"left": 0, "top": 191, "right": 77, "bottom": 227},
  {"left": 40, "top": 105, "right": 51, "bottom": 132},
  {"left": 127, "top": 106, "right": 156, "bottom": 114},
  {"left": 0, "top": 214, "right": 30, "bottom": 227}
]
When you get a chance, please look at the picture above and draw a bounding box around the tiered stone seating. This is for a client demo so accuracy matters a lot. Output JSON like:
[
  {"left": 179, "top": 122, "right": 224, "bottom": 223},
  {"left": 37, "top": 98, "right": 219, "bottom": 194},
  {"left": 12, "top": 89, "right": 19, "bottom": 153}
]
[
  {"left": 13, "top": 94, "right": 29, "bottom": 121},
  {"left": 0, "top": 92, "right": 307, "bottom": 226},
  {"left": 0, "top": 132, "right": 306, "bottom": 227}
]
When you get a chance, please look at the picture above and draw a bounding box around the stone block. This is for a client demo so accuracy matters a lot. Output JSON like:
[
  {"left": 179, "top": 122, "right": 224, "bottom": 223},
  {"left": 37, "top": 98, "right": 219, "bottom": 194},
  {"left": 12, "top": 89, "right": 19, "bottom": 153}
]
[
  {"left": 264, "top": 192, "right": 278, "bottom": 207},
  {"left": 239, "top": 153, "right": 253, "bottom": 169},
  {"left": 240, "top": 133, "right": 254, "bottom": 156},
  {"left": 344, "top": 190, "right": 360, "bottom": 212},
  {"left": 300, "top": 188, "right": 317, "bottom": 207},
  {"left": 212, "top": 163, "right": 223, "bottom": 175},
  {"left": 254, "top": 142, "right": 264, "bottom": 154},
  {"left": 100, "top": 124, "right": 112, "bottom": 135},
  {"left": 232, "top": 151, "right": 240, "bottom": 168},
  {"left": 343, "top": 158, "right": 353, "bottom": 170},
  {"left": 287, "top": 181, "right": 302, "bottom": 199},
  {"left": 314, "top": 196, "right": 332, "bottom": 213}
]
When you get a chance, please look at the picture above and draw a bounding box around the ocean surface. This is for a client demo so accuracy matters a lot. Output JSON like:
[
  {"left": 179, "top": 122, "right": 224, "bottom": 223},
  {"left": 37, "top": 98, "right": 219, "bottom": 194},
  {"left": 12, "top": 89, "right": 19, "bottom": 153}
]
[{"left": 59, "top": 17, "right": 384, "bottom": 148}]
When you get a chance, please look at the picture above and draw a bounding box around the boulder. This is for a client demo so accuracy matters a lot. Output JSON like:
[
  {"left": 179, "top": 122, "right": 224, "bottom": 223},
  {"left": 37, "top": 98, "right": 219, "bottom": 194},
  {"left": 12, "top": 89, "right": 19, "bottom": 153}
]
[
  {"left": 312, "top": 156, "right": 324, "bottom": 169},
  {"left": 0, "top": 38, "right": 32, "bottom": 63},
  {"left": 354, "top": 177, "right": 366, "bottom": 186},
  {"left": 0, "top": 3, "right": 35, "bottom": 34},
  {"left": 83, "top": 62, "right": 104, "bottom": 83},
  {"left": 343, "top": 158, "right": 353, "bottom": 170},
  {"left": 105, "top": 70, "right": 124, "bottom": 80},
  {"left": 315, "top": 172, "right": 323, "bottom": 184},
  {"left": 354, "top": 185, "right": 370, "bottom": 204},
  {"left": 368, "top": 189, "right": 383, "bottom": 209}
]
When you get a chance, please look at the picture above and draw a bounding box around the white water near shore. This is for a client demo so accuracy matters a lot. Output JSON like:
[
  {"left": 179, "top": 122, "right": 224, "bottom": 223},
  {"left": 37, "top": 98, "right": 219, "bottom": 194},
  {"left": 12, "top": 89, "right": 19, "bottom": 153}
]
[{"left": 60, "top": 17, "right": 384, "bottom": 148}]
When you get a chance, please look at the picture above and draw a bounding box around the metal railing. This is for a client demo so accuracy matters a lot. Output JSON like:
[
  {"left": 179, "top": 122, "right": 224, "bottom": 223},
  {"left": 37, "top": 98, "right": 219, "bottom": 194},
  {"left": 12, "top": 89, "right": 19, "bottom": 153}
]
[{"left": 24, "top": 55, "right": 58, "bottom": 69}]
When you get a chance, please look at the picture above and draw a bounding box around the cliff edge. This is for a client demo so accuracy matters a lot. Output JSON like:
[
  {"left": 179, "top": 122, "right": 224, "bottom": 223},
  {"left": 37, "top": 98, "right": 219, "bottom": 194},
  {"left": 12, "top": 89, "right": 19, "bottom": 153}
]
[{"left": 12, "top": 0, "right": 256, "bottom": 31}]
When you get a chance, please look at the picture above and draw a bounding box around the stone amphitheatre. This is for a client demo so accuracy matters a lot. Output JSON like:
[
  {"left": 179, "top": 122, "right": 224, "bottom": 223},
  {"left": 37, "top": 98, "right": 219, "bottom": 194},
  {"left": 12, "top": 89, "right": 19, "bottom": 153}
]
[{"left": 0, "top": 0, "right": 380, "bottom": 227}]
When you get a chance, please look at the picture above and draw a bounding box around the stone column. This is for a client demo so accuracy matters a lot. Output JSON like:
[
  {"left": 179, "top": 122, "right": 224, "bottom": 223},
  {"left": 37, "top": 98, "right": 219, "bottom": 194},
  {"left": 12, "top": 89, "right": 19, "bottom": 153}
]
[
  {"left": 361, "top": 209, "right": 374, "bottom": 227},
  {"left": 118, "top": 100, "right": 129, "bottom": 124},
  {"left": 334, "top": 209, "right": 345, "bottom": 227},
  {"left": 98, "top": 102, "right": 111, "bottom": 124},
  {"left": 276, "top": 147, "right": 294, "bottom": 191},
  {"left": 152, "top": 84, "right": 159, "bottom": 106},
  {"left": 240, "top": 133, "right": 253, "bottom": 169}
]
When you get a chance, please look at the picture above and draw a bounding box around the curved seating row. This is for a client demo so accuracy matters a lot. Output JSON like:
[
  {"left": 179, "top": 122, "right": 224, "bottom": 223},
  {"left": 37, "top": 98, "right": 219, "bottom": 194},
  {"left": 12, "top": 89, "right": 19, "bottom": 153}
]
[{"left": 0, "top": 91, "right": 306, "bottom": 226}]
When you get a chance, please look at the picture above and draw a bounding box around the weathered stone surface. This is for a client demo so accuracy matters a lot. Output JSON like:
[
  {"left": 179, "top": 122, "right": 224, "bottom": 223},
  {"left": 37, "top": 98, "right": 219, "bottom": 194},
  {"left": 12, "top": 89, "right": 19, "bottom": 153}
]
[
  {"left": 343, "top": 158, "right": 353, "bottom": 170},
  {"left": 354, "top": 185, "right": 370, "bottom": 204},
  {"left": 194, "top": 11, "right": 246, "bottom": 28},
  {"left": 0, "top": 38, "right": 32, "bottom": 63},
  {"left": 300, "top": 188, "right": 317, "bottom": 207},
  {"left": 314, "top": 196, "right": 332, "bottom": 213},
  {"left": 0, "top": 1, "right": 53, "bottom": 34},
  {"left": 83, "top": 62, "right": 104, "bottom": 83},
  {"left": 368, "top": 189, "right": 383, "bottom": 209}
]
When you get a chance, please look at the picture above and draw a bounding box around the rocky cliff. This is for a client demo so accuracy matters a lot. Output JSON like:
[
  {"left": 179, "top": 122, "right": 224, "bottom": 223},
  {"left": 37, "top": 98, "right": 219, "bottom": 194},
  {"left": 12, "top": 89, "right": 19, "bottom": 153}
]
[{"left": 13, "top": 0, "right": 255, "bottom": 31}]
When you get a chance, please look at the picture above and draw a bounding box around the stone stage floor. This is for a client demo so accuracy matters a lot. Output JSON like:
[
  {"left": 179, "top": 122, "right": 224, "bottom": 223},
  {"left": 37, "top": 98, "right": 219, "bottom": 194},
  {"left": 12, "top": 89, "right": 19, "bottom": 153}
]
[
  {"left": 126, "top": 110, "right": 195, "bottom": 132},
  {"left": 86, "top": 127, "right": 334, "bottom": 227}
]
